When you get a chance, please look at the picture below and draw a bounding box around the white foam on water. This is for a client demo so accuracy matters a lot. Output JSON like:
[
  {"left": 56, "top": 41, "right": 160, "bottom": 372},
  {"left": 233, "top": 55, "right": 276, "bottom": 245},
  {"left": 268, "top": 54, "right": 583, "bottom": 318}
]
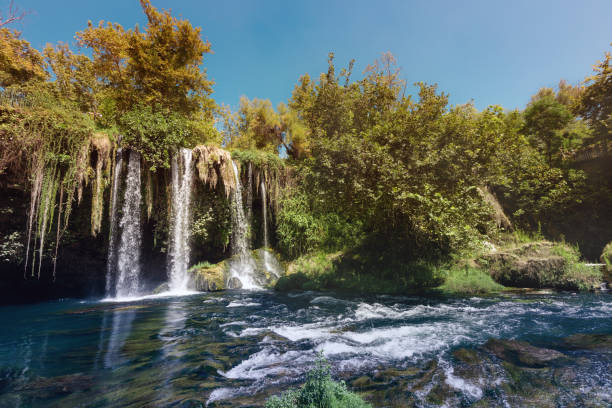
[
  {"left": 440, "top": 358, "right": 483, "bottom": 400},
  {"left": 227, "top": 301, "right": 262, "bottom": 308},
  {"left": 100, "top": 290, "right": 199, "bottom": 303},
  {"left": 220, "top": 348, "right": 316, "bottom": 380}
]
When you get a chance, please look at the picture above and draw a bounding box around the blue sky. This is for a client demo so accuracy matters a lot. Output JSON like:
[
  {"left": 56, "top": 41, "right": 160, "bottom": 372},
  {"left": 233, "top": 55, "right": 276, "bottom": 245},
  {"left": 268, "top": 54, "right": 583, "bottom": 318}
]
[{"left": 11, "top": 0, "right": 612, "bottom": 111}]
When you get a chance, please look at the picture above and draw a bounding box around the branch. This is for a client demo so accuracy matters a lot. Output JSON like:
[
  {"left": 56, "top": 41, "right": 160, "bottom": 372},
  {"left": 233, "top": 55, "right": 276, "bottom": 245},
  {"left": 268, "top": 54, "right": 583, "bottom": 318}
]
[{"left": 0, "top": 1, "right": 27, "bottom": 28}]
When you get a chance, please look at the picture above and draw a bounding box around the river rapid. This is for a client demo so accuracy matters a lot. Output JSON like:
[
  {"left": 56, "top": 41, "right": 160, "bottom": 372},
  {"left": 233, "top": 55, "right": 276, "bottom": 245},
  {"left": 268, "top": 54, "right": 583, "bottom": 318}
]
[{"left": 0, "top": 290, "right": 610, "bottom": 407}]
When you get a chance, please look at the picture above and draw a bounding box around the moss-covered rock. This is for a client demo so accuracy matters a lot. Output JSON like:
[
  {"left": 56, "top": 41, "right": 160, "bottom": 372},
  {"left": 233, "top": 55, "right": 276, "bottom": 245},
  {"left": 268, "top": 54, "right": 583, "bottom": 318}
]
[
  {"left": 190, "top": 261, "right": 227, "bottom": 291},
  {"left": 479, "top": 241, "right": 601, "bottom": 290}
]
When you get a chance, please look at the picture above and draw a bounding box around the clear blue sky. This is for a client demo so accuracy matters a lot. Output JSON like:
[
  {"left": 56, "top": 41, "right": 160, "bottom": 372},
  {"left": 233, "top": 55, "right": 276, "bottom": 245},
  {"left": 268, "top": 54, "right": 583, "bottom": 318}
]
[{"left": 10, "top": 0, "right": 612, "bottom": 111}]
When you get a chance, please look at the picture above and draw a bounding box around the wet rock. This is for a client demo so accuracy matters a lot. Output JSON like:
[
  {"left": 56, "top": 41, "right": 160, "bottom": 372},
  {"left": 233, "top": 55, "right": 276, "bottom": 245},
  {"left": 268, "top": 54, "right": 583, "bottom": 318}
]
[
  {"left": 153, "top": 282, "right": 169, "bottom": 294},
  {"left": 452, "top": 348, "right": 482, "bottom": 365},
  {"left": 485, "top": 338, "right": 566, "bottom": 368},
  {"left": 227, "top": 277, "right": 242, "bottom": 289},
  {"left": 478, "top": 241, "right": 582, "bottom": 289},
  {"left": 352, "top": 376, "right": 373, "bottom": 389},
  {"left": 191, "top": 262, "right": 227, "bottom": 291},
  {"left": 411, "top": 359, "right": 438, "bottom": 391},
  {"left": 563, "top": 333, "right": 612, "bottom": 351}
]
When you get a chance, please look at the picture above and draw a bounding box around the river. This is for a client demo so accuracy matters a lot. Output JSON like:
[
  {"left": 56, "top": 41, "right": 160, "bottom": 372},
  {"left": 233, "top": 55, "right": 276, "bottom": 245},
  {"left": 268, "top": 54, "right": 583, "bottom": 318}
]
[{"left": 0, "top": 291, "right": 610, "bottom": 407}]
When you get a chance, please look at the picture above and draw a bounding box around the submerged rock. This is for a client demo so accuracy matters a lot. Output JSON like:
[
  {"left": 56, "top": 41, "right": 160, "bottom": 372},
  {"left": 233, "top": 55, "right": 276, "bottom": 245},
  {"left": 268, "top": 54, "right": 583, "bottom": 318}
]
[
  {"left": 563, "top": 333, "right": 612, "bottom": 351},
  {"left": 485, "top": 338, "right": 567, "bottom": 368}
]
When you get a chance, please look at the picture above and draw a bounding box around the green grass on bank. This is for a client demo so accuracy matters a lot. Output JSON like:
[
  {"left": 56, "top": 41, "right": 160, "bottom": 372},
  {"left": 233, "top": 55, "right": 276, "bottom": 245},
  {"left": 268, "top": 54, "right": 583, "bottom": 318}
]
[
  {"left": 436, "top": 266, "right": 505, "bottom": 295},
  {"left": 275, "top": 234, "right": 605, "bottom": 295}
]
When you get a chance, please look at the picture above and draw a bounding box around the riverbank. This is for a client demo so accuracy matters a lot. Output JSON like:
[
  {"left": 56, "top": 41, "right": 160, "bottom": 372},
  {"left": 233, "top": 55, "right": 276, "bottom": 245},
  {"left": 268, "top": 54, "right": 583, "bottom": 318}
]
[{"left": 275, "top": 236, "right": 606, "bottom": 296}]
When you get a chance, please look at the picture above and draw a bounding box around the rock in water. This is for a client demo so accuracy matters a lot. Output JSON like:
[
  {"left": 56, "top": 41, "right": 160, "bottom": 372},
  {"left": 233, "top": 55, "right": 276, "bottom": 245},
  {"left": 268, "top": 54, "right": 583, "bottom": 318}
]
[
  {"left": 227, "top": 277, "right": 243, "bottom": 289},
  {"left": 485, "top": 338, "right": 567, "bottom": 368}
]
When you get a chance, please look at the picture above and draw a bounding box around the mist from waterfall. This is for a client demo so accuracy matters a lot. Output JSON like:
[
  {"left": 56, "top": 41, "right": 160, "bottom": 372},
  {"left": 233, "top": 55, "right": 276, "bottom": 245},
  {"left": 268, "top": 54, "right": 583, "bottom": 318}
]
[
  {"left": 105, "top": 148, "right": 123, "bottom": 296},
  {"left": 167, "top": 148, "right": 194, "bottom": 293},
  {"left": 228, "top": 161, "right": 260, "bottom": 289},
  {"left": 114, "top": 150, "right": 143, "bottom": 298}
]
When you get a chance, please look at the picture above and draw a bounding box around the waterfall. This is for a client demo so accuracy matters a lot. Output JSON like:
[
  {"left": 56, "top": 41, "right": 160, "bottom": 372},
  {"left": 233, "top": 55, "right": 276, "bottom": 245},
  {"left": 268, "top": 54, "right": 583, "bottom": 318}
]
[
  {"left": 261, "top": 181, "right": 269, "bottom": 249},
  {"left": 167, "top": 148, "right": 194, "bottom": 292},
  {"left": 105, "top": 148, "right": 123, "bottom": 296},
  {"left": 228, "top": 161, "right": 259, "bottom": 289},
  {"left": 114, "top": 150, "right": 143, "bottom": 298},
  {"left": 261, "top": 181, "right": 282, "bottom": 278}
]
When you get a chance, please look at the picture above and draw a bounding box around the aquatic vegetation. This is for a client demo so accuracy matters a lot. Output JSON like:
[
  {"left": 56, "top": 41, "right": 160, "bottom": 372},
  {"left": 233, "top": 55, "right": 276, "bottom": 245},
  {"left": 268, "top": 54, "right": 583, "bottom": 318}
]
[{"left": 266, "top": 357, "right": 371, "bottom": 408}]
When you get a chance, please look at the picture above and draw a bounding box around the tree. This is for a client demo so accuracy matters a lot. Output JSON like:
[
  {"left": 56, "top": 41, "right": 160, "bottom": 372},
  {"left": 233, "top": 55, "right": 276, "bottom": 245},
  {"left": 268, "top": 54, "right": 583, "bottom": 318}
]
[
  {"left": 523, "top": 96, "right": 572, "bottom": 164},
  {"left": 575, "top": 45, "right": 612, "bottom": 150},
  {"left": 76, "top": 0, "right": 215, "bottom": 118},
  {"left": 0, "top": 28, "right": 46, "bottom": 87},
  {"left": 0, "top": 1, "right": 26, "bottom": 28}
]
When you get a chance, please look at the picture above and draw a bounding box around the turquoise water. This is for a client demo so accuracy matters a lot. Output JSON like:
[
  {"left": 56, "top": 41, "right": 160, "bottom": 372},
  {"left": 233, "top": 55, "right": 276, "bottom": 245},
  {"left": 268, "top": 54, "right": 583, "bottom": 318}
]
[{"left": 0, "top": 291, "right": 610, "bottom": 407}]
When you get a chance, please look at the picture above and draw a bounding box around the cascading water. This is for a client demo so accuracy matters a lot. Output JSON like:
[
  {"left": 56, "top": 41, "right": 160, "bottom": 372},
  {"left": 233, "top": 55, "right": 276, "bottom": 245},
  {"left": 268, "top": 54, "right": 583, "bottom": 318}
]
[
  {"left": 260, "top": 181, "right": 282, "bottom": 278},
  {"left": 105, "top": 148, "right": 123, "bottom": 296},
  {"left": 261, "top": 181, "right": 268, "bottom": 249},
  {"left": 114, "top": 150, "right": 143, "bottom": 298},
  {"left": 167, "top": 148, "right": 194, "bottom": 292},
  {"left": 228, "top": 161, "right": 259, "bottom": 289}
]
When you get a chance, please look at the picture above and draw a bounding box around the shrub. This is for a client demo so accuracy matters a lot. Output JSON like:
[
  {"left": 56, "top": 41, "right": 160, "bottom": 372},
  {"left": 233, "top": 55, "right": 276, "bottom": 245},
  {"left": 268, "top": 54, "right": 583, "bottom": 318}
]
[{"left": 265, "top": 356, "right": 370, "bottom": 408}]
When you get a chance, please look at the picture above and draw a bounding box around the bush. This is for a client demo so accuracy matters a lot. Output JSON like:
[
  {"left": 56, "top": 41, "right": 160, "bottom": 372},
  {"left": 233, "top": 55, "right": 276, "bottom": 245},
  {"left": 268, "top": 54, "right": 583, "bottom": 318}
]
[{"left": 265, "top": 356, "right": 370, "bottom": 408}]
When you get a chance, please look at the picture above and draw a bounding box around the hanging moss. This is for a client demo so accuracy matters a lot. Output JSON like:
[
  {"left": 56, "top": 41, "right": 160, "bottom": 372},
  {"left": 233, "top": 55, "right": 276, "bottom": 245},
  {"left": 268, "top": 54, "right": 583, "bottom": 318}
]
[
  {"left": 90, "top": 133, "right": 112, "bottom": 236},
  {"left": 193, "top": 145, "right": 235, "bottom": 197},
  {"left": 1, "top": 88, "right": 99, "bottom": 277}
]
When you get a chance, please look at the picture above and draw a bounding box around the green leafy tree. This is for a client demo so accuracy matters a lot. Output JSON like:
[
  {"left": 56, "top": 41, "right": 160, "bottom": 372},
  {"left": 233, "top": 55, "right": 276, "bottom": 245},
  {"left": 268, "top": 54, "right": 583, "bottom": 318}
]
[
  {"left": 523, "top": 95, "right": 573, "bottom": 164},
  {"left": 575, "top": 45, "right": 612, "bottom": 150}
]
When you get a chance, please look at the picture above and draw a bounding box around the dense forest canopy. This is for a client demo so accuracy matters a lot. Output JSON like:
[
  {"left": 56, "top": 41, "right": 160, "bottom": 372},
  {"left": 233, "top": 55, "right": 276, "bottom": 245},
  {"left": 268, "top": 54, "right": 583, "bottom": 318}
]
[{"left": 0, "top": 0, "right": 611, "bottom": 280}]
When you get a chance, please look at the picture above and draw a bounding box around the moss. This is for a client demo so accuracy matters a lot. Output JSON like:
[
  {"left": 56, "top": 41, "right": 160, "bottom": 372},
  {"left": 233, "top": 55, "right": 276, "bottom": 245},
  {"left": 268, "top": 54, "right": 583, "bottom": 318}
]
[
  {"left": 479, "top": 240, "right": 602, "bottom": 291},
  {"left": 189, "top": 261, "right": 227, "bottom": 291}
]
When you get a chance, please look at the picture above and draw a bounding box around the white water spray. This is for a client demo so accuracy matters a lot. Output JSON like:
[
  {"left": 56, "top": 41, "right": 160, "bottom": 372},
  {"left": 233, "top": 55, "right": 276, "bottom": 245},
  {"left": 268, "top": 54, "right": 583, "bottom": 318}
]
[
  {"left": 105, "top": 148, "right": 123, "bottom": 295},
  {"left": 114, "top": 150, "right": 143, "bottom": 298},
  {"left": 167, "top": 148, "right": 194, "bottom": 292},
  {"left": 228, "top": 161, "right": 259, "bottom": 289},
  {"left": 260, "top": 182, "right": 281, "bottom": 278}
]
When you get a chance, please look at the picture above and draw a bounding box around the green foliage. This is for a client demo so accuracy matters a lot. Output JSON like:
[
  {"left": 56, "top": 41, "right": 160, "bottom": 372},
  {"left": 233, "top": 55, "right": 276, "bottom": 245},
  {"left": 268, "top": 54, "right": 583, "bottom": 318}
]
[
  {"left": 187, "top": 261, "right": 213, "bottom": 272},
  {"left": 523, "top": 96, "right": 573, "bottom": 164},
  {"left": 437, "top": 266, "right": 504, "bottom": 295},
  {"left": 191, "top": 188, "right": 232, "bottom": 252},
  {"left": 601, "top": 242, "right": 612, "bottom": 271},
  {"left": 266, "top": 356, "right": 371, "bottom": 408},
  {"left": 231, "top": 149, "right": 285, "bottom": 170},
  {"left": 575, "top": 45, "right": 612, "bottom": 148},
  {"left": 119, "top": 104, "right": 218, "bottom": 171},
  {"left": 551, "top": 242, "right": 602, "bottom": 291},
  {"left": 276, "top": 190, "right": 363, "bottom": 259}
]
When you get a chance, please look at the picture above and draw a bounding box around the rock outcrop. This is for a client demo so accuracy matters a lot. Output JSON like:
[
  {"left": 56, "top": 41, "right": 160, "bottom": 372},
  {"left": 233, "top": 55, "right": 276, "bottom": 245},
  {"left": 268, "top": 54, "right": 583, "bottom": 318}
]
[{"left": 479, "top": 242, "right": 566, "bottom": 288}]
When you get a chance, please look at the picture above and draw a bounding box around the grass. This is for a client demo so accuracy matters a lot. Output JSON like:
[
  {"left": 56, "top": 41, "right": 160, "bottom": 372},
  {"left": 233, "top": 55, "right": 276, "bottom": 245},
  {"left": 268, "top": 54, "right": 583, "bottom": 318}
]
[
  {"left": 436, "top": 266, "right": 505, "bottom": 295},
  {"left": 188, "top": 261, "right": 213, "bottom": 272},
  {"left": 265, "top": 356, "right": 371, "bottom": 408}
]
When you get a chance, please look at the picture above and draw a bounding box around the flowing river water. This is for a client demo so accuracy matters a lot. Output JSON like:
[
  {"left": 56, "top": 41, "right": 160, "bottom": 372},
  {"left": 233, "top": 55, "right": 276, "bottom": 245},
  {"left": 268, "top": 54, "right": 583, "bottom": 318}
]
[{"left": 0, "top": 291, "right": 610, "bottom": 407}]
